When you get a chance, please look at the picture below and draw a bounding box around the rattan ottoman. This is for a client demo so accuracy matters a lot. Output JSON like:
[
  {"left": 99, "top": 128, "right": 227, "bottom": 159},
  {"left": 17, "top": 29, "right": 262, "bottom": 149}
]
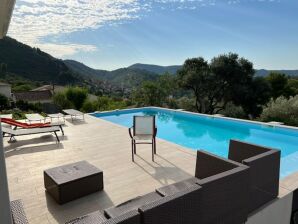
[{"left": 44, "top": 161, "right": 103, "bottom": 204}]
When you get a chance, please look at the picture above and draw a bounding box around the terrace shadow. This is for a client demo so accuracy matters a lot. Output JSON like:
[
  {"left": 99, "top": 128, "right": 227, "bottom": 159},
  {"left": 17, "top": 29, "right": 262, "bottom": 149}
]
[
  {"left": 4, "top": 136, "right": 65, "bottom": 157},
  {"left": 46, "top": 190, "right": 114, "bottom": 224},
  {"left": 134, "top": 154, "right": 193, "bottom": 186},
  {"left": 65, "top": 118, "right": 88, "bottom": 125}
]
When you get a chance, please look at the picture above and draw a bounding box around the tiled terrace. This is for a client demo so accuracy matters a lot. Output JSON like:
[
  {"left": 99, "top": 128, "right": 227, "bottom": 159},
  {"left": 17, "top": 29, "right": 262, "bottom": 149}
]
[
  {"left": 3, "top": 114, "right": 298, "bottom": 224},
  {"left": 4, "top": 115, "right": 197, "bottom": 224}
]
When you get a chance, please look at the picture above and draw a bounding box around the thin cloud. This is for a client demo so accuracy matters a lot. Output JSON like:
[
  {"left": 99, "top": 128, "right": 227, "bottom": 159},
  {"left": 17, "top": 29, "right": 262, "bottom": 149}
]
[
  {"left": 8, "top": 0, "right": 141, "bottom": 57},
  {"left": 8, "top": 0, "right": 277, "bottom": 58}
]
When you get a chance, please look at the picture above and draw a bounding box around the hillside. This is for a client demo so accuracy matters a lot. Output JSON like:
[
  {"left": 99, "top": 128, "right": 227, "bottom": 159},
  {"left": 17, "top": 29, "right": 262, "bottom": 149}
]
[
  {"left": 64, "top": 60, "right": 108, "bottom": 79},
  {"left": 2, "top": 36, "right": 297, "bottom": 92},
  {"left": 255, "top": 69, "right": 298, "bottom": 77},
  {"left": 0, "top": 37, "right": 80, "bottom": 84},
  {"left": 128, "top": 63, "right": 181, "bottom": 75},
  {"left": 64, "top": 60, "right": 158, "bottom": 89},
  {"left": 128, "top": 63, "right": 298, "bottom": 77}
]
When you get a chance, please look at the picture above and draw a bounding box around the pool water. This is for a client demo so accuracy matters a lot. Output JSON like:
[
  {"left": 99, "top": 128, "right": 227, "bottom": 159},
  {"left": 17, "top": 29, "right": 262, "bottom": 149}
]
[{"left": 92, "top": 107, "right": 298, "bottom": 178}]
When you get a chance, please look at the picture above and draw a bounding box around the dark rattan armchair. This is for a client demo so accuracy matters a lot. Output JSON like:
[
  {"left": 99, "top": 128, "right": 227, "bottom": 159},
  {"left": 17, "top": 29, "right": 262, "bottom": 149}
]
[
  {"left": 194, "top": 150, "right": 250, "bottom": 224},
  {"left": 228, "top": 139, "right": 281, "bottom": 214},
  {"left": 140, "top": 185, "right": 202, "bottom": 224},
  {"left": 65, "top": 210, "right": 141, "bottom": 224},
  {"left": 11, "top": 200, "right": 29, "bottom": 224},
  {"left": 155, "top": 150, "right": 250, "bottom": 224},
  {"left": 128, "top": 116, "right": 157, "bottom": 162}
]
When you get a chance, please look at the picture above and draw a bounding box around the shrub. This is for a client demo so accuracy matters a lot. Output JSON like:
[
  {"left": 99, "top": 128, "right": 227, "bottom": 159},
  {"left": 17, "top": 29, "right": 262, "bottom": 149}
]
[
  {"left": 81, "top": 100, "right": 98, "bottom": 113},
  {"left": 65, "top": 87, "right": 88, "bottom": 110},
  {"left": 176, "top": 97, "right": 196, "bottom": 112},
  {"left": 53, "top": 92, "right": 73, "bottom": 109},
  {"left": 222, "top": 102, "right": 246, "bottom": 119},
  {"left": 15, "top": 100, "right": 42, "bottom": 112},
  {"left": 97, "top": 96, "right": 127, "bottom": 111},
  {"left": 260, "top": 96, "right": 298, "bottom": 126}
]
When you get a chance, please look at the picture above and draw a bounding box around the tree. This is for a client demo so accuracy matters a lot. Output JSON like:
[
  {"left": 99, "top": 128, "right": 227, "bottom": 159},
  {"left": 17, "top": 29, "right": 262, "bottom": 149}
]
[
  {"left": 177, "top": 53, "right": 255, "bottom": 114},
  {"left": 65, "top": 87, "right": 88, "bottom": 110},
  {"left": 266, "top": 73, "right": 295, "bottom": 99},
  {"left": 0, "top": 94, "right": 9, "bottom": 110},
  {"left": 56, "top": 71, "right": 79, "bottom": 85},
  {"left": 133, "top": 81, "right": 166, "bottom": 106},
  {"left": 210, "top": 53, "right": 255, "bottom": 113},
  {"left": 238, "top": 77, "right": 271, "bottom": 117},
  {"left": 0, "top": 63, "right": 7, "bottom": 78},
  {"left": 177, "top": 57, "right": 210, "bottom": 113},
  {"left": 288, "top": 78, "right": 298, "bottom": 95}
]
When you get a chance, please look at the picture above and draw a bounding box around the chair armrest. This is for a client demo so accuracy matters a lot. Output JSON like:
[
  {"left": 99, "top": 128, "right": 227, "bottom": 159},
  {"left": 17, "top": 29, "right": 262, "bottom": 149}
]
[
  {"left": 128, "top": 127, "right": 133, "bottom": 139},
  {"left": 154, "top": 127, "right": 157, "bottom": 137}
]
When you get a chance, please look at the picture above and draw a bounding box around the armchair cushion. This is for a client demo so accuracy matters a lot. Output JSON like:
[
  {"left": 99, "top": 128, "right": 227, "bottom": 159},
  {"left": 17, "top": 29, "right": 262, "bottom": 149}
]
[
  {"left": 156, "top": 177, "right": 199, "bottom": 197},
  {"left": 104, "top": 192, "right": 162, "bottom": 219}
]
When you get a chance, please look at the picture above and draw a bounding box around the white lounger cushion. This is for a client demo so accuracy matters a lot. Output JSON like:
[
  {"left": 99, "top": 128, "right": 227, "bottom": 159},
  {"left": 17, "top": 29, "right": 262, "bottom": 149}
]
[
  {"left": 2, "top": 126, "right": 60, "bottom": 135},
  {"left": 63, "top": 109, "right": 84, "bottom": 116}
]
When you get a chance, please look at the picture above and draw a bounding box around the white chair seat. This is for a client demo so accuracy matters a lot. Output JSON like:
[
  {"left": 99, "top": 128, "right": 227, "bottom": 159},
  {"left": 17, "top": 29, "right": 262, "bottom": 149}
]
[{"left": 133, "top": 134, "right": 153, "bottom": 141}]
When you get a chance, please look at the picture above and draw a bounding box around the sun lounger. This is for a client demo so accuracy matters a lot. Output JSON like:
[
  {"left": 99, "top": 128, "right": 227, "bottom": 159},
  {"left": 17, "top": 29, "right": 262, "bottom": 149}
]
[
  {"left": 1, "top": 118, "right": 51, "bottom": 128},
  {"left": 63, "top": 109, "right": 84, "bottom": 122},
  {"left": 2, "top": 126, "right": 61, "bottom": 142},
  {"left": 1, "top": 118, "right": 65, "bottom": 136},
  {"left": 0, "top": 114, "right": 12, "bottom": 119},
  {"left": 25, "top": 113, "right": 46, "bottom": 123},
  {"left": 47, "top": 113, "right": 65, "bottom": 124}
]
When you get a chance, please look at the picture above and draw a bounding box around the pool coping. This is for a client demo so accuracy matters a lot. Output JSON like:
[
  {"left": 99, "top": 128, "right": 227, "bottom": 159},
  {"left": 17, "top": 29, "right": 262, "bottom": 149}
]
[{"left": 91, "top": 106, "right": 298, "bottom": 132}]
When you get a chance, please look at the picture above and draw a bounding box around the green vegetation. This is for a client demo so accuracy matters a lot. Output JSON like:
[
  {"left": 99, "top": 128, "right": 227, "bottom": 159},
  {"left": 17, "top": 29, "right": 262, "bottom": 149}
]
[
  {"left": 1, "top": 35, "right": 298, "bottom": 127},
  {"left": 260, "top": 96, "right": 298, "bottom": 126},
  {"left": 0, "top": 94, "right": 9, "bottom": 110},
  {"left": 53, "top": 87, "right": 129, "bottom": 113}
]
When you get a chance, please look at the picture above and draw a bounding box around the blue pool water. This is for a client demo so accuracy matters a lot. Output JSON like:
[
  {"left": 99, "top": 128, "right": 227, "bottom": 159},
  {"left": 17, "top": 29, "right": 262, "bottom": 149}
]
[{"left": 92, "top": 107, "right": 298, "bottom": 178}]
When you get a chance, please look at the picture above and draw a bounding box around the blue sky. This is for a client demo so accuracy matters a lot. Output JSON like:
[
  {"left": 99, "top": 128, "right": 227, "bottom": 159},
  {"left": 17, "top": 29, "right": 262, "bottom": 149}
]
[{"left": 8, "top": 0, "right": 298, "bottom": 70}]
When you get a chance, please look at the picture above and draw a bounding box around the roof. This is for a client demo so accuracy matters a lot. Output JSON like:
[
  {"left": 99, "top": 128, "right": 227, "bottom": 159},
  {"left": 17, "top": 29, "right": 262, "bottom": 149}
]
[
  {"left": 14, "top": 90, "right": 53, "bottom": 102},
  {"left": 32, "top": 85, "right": 65, "bottom": 93},
  {"left": 0, "top": 0, "right": 16, "bottom": 39},
  {"left": 0, "top": 82, "right": 10, "bottom": 86}
]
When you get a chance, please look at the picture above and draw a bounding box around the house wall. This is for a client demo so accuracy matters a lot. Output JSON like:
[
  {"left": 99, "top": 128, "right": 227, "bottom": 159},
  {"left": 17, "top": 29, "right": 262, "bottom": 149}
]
[
  {"left": 246, "top": 192, "right": 293, "bottom": 224},
  {"left": 0, "top": 126, "right": 12, "bottom": 223},
  {"left": 0, "top": 85, "right": 11, "bottom": 98}
]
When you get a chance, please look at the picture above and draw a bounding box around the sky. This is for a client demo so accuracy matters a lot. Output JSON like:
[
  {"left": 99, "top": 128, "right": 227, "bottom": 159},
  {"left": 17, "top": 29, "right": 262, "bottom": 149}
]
[{"left": 7, "top": 0, "right": 298, "bottom": 70}]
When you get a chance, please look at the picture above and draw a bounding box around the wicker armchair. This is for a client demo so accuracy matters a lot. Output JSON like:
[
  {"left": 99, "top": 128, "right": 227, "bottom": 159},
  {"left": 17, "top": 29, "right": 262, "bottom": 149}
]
[
  {"left": 11, "top": 200, "right": 29, "bottom": 224},
  {"left": 228, "top": 139, "right": 281, "bottom": 214},
  {"left": 140, "top": 185, "right": 202, "bottom": 224},
  {"left": 194, "top": 150, "right": 250, "bottom": 224},
  {"left": 65, "top": 210, "right": 140, "bottom": 224}
]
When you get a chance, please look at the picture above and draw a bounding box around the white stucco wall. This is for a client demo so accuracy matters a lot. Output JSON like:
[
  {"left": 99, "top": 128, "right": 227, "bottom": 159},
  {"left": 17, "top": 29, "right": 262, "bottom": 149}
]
[
  {"left": 246, "top": 192, "right": 293, "bottom": 224},
  {"left": 0, "top": 85, "right": 12, "bottom": 98}
]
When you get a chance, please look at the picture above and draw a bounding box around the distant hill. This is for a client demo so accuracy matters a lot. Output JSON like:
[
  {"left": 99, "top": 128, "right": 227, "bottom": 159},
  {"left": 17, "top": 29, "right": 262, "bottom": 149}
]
[
  {"left": 127, "top": 64, "right": 298, "bottom": 77},
  {"left": 64, "top": 60, "right": 108, "bottom": 79},
  {"left": 128, "top": 63, "right": 182, "bottom": 75},
  {"left": 2, "top": 37, "right": 298, "bottom": 92},
  {"left": 255, "top": 69, "right": 298, "bottom": 77},
  {"left": 64, "top": 60, "right": 158, "bottom": 89},
  {"left": 0, "top": 37, "right": 81, "bottom": 84}
]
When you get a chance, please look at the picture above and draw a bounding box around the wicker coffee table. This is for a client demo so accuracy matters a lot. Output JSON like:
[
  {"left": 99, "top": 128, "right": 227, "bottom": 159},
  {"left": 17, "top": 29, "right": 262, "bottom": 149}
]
[{"left": 44, "top": 161, "right": 103, "bottom": 204}]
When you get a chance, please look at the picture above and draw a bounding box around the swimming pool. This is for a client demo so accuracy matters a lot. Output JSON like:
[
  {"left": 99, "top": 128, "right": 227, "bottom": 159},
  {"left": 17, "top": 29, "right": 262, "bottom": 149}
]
[{"left": 92, "top": 107, "right": 298, "bottom": 178}]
